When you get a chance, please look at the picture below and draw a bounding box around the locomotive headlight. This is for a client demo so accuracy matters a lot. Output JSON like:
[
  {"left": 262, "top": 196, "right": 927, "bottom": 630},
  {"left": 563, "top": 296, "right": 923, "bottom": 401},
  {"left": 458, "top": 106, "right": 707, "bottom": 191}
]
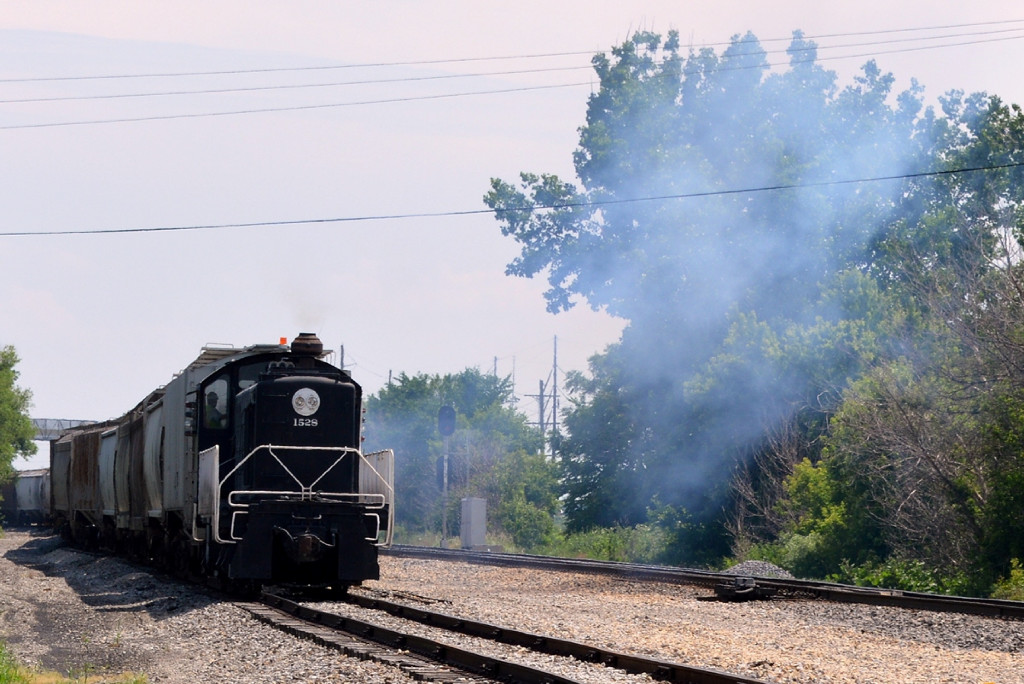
[{"left": 292, "top": 388, "right": 321, "bottom": 416}]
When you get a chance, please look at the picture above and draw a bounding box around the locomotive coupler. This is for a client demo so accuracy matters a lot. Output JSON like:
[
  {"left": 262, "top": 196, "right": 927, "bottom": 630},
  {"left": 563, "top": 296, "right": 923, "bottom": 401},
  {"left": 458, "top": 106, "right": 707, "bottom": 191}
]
[{"left": 274, "top": 526, "right": 336, "bottom": 564}]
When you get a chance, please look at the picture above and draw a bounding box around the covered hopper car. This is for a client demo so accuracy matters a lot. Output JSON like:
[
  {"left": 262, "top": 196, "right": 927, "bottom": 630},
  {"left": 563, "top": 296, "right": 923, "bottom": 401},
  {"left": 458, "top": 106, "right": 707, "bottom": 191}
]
[
  {"left": 49, "top": 332, "right": 394, "bottom": 594},
  {"left": 0, "top": 468, "right": 51, "bottom": 525}
]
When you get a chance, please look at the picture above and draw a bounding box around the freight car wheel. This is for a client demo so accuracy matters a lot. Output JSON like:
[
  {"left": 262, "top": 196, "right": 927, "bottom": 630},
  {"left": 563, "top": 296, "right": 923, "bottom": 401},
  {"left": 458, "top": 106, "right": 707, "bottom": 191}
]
[
  {"left": 145, "top": 525, "right": 165, "bottom": 567},
  {"left": 166, "top": 533, "right": 191, "bottom": 579},
  {"left": 100, "top": 520, "right": 117, "bottom": 552}
]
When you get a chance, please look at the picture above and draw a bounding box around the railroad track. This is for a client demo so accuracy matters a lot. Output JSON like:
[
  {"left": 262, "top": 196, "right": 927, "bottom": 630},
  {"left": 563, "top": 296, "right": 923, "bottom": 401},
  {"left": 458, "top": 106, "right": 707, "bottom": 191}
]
[
  {"left": 251, "top": 589, "right": 769, "bottom": 684},
  {"left": 384, "top": 545, "right": 1024, "bottom": 620}
]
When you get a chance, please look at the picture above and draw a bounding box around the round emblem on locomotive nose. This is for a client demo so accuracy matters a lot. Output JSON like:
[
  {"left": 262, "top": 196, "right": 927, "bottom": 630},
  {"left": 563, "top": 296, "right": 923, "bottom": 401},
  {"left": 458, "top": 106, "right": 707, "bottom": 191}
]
[{"left": 292, "top": 388, "right": 321, "bottom": 416}]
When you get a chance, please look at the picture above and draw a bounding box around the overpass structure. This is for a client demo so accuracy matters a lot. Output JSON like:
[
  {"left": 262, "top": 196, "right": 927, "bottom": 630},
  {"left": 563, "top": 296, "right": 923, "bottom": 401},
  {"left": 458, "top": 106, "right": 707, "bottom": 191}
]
[{"left": 31, "top": 419, "right": 95, "bottom": 441}]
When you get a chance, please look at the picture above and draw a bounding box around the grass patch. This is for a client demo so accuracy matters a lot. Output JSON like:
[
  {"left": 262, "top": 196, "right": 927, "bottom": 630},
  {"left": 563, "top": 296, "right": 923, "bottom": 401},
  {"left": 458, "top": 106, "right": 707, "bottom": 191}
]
[
  {"left": 0, "top": 641, "right": 30, "bottom": 684},
  {"left": 0, "top": 641, "right": 147, "bottom": 684}
]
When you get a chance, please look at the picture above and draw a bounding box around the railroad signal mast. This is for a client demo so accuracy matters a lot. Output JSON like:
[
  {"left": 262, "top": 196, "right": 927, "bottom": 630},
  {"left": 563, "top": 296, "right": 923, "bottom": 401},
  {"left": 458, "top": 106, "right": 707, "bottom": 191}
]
[{"left": 437, "top": 405, "right": 456, "bottom": 548}]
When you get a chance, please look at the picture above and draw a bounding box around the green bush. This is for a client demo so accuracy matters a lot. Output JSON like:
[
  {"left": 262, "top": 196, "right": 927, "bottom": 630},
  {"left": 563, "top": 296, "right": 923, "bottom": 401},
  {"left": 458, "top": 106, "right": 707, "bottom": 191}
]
[
  {"left": 538, "top": 524, "right": 668, "bottom": 563},
  {"left": 829, "top": 557, "right": 973, "bottom": 596},
  {"left": 498, "top": 498, "right": 556, "bottom": 550},
  {"left": 990, "top": 559, "right": 1024, "bottom": 600}
]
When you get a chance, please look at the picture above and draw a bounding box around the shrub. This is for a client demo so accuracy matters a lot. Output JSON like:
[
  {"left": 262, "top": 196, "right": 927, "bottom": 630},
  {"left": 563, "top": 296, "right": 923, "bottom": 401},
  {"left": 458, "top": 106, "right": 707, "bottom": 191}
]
[
  {"left": 538, "top": 524, "right": 668, "bottom": 563},
  {"left": 829, "top": 557, "right": 973, "bottom": 596},
  {"left": 990, "top": 559, "right": 1024, "bottom": 600}
]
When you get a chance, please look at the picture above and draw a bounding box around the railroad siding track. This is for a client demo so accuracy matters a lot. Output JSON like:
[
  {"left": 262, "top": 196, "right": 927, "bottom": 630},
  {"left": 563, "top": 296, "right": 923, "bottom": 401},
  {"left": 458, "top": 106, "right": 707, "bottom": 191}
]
[{"left": 385, "top": 545, "right": 1024, "bottom": 620}]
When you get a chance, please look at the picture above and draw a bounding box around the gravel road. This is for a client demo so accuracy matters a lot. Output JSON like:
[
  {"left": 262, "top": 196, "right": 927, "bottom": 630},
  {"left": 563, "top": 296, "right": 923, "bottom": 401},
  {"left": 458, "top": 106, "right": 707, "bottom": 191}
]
[{"left": 1, "top": 527, "right": 1022, "bottom": 683}]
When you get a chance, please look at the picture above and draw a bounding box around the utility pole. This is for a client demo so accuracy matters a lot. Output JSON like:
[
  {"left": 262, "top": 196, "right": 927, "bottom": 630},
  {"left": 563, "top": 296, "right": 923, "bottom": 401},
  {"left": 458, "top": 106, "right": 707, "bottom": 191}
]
[
  {"left": 538, "top": 380, "right": 546, "bottom": 451},
  {"left": 526, "top": 379, "right": 548, "bottom": 455},
  {"left": 526, "top": 337, "right": 562, "bottom": 456},
  {"left": 551, "top": 336, "right": 559, "bottom": 449}
]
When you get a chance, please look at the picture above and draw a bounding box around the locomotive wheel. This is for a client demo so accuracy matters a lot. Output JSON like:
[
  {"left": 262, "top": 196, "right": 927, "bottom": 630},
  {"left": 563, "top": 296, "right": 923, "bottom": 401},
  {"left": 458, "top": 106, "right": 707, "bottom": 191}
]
[{"left": 227, "top": 579, "right": 261, "bottom": 598}]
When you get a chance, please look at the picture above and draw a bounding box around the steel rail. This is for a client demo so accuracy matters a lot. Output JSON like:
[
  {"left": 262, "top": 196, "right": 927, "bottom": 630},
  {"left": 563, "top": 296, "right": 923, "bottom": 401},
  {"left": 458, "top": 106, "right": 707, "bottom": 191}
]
[
  {"left": 258, "top": 591, "right": 588, "bottom": 684},
  {"left": 384, "top": 545, "right": 1024, "bottom": 620},
  {"left": 342, "top": 590, "right": 769, "bottom": 684}
]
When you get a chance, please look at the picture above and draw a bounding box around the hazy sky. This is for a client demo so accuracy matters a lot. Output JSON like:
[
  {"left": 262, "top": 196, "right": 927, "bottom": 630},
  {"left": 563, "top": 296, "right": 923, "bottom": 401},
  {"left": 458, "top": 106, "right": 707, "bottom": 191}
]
[{"left": 4, "top": 2, "right": 1024, "bottom": 469}]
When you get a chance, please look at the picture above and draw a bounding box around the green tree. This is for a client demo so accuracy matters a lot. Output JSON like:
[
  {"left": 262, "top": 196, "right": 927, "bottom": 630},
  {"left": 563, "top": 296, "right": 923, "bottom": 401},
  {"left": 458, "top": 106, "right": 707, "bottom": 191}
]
[
  {"left": 0, "top": 346, "right": 36, "bottom": 484},
  {"left": 362, "top": 369, "right": 544, "bottom": 540},
  {"left": 482, "top": 449, "right": 559, "bottom": 548},
  {"left": 485, "top": 29, "right": 938, "bottom": 564},
  {"left": 557, "top": 349, "right": 639, "bottom": 531}
]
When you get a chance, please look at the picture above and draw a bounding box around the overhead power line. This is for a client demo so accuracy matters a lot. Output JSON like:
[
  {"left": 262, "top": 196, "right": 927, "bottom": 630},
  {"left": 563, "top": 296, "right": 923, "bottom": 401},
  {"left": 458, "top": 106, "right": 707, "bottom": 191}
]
[
  {"left": 2, "top": 17, "right": 1022, "bottom": 84},
  {"left": 0, "top": 50, "right": 598, "bottom": 84},
  {"left": 3, "top": 31, "right": 1023, "bottom": 131},
  {"left": 0, "top": 81, "right": 586, "bottom": 130},
  {"left": 2, "top": 160, "right": 1020, "bottom": 238},
  {"left": 2, "top": 25, "right": 1022, "bottom": 106},
  {"left": 0, "top": 63, "right": 595, "bottom": 105}
]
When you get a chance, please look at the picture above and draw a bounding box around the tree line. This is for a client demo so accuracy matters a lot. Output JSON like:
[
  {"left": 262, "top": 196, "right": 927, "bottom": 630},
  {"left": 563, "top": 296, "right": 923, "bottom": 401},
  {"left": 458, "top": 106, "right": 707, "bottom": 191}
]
[{"left": 483, "top": 30, "right": 1024, "bottom": 596}]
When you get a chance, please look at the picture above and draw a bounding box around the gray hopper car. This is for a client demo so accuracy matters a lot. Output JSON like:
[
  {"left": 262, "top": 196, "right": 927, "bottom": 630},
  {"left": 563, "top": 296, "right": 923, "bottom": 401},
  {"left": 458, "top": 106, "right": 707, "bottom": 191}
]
[{"left": 0, "top": 468, "right": 51, "bottom": 525}]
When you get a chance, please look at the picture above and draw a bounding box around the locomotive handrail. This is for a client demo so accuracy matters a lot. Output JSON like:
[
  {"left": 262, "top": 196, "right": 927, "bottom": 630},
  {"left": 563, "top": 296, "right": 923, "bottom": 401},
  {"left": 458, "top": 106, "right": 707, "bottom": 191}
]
[
  {"left": 212, "top": 444, "right": 394, "bottom": 547},
  {"left": 218, "top": 444, "right": 363, "bottom": 497},
  {"left": 226, "top": 490, "right": 388, "bottom": 507}
]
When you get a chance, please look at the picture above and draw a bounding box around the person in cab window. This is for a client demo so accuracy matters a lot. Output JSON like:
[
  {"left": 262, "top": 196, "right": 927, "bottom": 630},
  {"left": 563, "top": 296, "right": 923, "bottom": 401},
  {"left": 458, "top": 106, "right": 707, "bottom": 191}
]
[{"left": 205, "top": 390, "right": 226, "bottom": 429}]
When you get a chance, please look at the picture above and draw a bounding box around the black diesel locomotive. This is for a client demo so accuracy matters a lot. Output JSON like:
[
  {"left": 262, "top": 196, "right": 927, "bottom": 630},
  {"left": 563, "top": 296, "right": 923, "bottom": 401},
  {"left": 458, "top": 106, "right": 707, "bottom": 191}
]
[{"left": 50, "top": 333, "right": 393, "bottom": 593}]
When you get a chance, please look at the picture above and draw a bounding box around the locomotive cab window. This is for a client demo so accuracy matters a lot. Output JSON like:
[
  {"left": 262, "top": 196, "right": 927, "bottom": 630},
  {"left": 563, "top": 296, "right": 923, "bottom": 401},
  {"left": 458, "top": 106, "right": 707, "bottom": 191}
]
[{"left": 203, "top": 378, "right": 229, "bottom": 430}]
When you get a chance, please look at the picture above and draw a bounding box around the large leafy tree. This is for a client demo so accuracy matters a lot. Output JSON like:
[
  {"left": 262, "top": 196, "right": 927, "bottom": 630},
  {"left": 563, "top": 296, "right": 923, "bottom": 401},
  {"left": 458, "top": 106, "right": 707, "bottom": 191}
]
[
  {"left": 362, "top": 368, "right": 546, "bottom": 542},
  {"left": 0, "top": 346, "right": 36, "bottom": 484},
  {"left": 484, "top": 30, "right": 948, "bottom": 563}
]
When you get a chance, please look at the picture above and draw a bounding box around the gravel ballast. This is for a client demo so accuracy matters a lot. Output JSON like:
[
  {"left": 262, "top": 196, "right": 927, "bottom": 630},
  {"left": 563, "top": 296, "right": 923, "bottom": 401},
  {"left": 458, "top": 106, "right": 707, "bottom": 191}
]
[
  {"left": 2, "top": 527, "right": 1022, "bottom": 683},
  {"left": 0, "top": 528, "right": 416, "bottom": 683}
]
